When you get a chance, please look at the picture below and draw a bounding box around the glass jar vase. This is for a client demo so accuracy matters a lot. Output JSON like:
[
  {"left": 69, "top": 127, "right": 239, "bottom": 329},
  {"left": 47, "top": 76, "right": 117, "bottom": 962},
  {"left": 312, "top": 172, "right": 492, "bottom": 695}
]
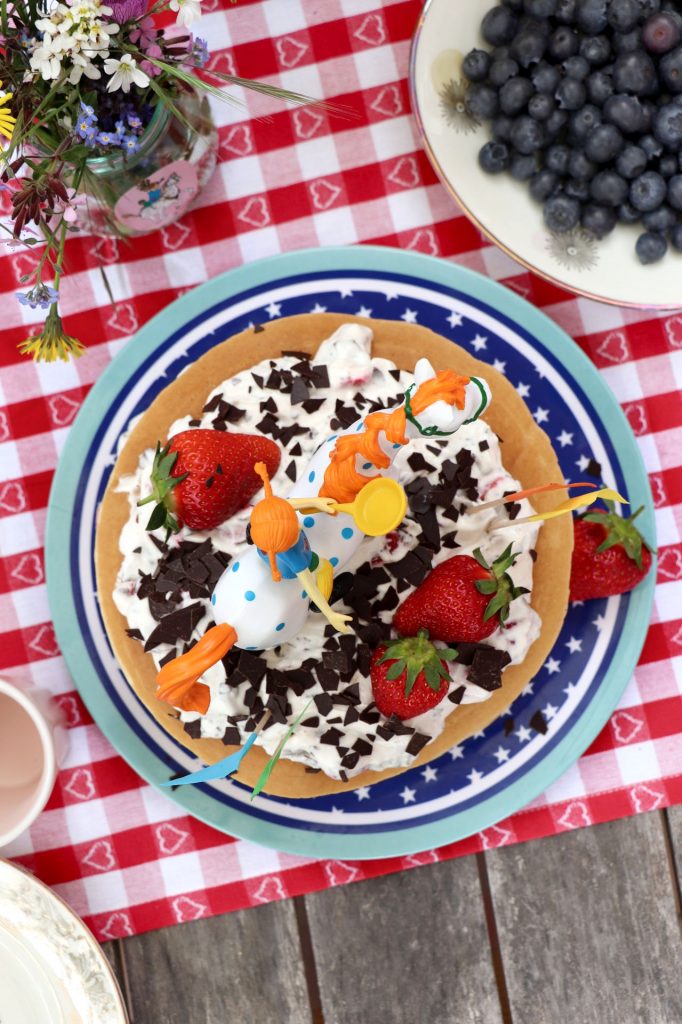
[{"left": 77, "top": 84, "right": 218, "bottom": 237}]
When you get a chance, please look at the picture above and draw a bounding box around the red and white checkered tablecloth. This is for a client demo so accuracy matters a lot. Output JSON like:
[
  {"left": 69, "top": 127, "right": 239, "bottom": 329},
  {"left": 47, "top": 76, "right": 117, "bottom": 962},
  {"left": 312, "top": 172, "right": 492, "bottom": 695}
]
[{"left": 1, "top": 0, "right": 682, "bottom": 943}]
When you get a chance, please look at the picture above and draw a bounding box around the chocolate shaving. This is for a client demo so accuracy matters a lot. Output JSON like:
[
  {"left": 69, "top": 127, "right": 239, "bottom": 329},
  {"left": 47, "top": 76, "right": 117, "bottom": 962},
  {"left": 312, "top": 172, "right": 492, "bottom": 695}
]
[
  {"left": 144, "top": 602, "right": 204, "bottom": 651},
  {"left": 253, "top": 323, "right": 265, "bottom": 333},
  {"left": 479, "top": 439, "right": 490, "bottom": 452},
  {"left": 448, "top": 685, "right": 466, "bottom": 704},
  {"left": 530, "top": 709, "right": 548, "bottom": 735},
  {"left": 184, "top": 719, "right": 202, "bottom": 739},
  {"left": 125, "top": 627, "right": 143, "bottom": 640},
  {"left": 406, "top": 733, "right": 430, "bottom": 757},
  {"left": 504, "top": 718, "right": 515, "bottom": 736},
  {"left": 586, "top": 458, "right": 602, "bottom": 478}
]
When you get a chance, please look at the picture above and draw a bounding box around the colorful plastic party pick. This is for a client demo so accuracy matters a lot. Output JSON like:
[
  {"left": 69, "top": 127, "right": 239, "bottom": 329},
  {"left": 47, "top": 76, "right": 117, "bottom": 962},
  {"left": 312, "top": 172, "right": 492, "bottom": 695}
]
[
  {"left": 491, "top": 487, "right": 628, "bottom": 529},
  {"left": 331, "top": 476, "right": 408, "bottom": 537},
  {"left": 161, "top": 710, "right": 271, "bottom": 787},
  {"left": 465, "top": 481, "right": 597, "bottom": 515}
]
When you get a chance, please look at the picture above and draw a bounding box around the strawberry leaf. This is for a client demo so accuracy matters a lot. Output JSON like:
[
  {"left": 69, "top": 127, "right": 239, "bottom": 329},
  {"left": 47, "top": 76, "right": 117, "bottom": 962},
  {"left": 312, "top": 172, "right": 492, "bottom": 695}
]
[{"left": 385, "top": 659, "right": 406, "bottom": 681}]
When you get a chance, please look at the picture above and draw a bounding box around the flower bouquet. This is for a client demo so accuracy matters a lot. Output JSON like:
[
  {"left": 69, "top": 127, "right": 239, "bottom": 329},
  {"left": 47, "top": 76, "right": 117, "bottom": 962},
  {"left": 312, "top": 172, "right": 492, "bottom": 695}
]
[{"left": 0, "top": 0, "right": 319, "bottom": 361}]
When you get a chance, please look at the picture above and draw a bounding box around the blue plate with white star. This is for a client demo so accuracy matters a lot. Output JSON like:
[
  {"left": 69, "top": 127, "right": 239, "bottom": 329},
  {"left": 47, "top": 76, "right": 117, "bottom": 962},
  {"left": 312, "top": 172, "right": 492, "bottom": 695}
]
[{"left": 46, "top": 246, "right": 655, "bottom": 858}]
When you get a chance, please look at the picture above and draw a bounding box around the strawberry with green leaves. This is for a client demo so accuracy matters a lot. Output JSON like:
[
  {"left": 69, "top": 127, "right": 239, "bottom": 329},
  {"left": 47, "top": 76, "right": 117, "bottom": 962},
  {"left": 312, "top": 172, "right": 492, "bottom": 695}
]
[
  {"left": 370, "top": 630, "right": 458, "bottom": 720},
  {"left": 570, "top": 502, "right": 654, "bottom": 601},
  {"left": 138, "top": 429, "right": 281, "bottom": 534},
  {"left": 394, "top": 545, "right": 528, "bottom": 644}
]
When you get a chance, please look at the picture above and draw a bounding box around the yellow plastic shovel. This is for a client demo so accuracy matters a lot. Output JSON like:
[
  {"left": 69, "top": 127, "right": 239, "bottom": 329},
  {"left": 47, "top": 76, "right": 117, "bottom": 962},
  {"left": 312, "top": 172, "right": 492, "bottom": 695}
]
[{"left": 331, "top": 476, "right": 408, "bottom": 536}]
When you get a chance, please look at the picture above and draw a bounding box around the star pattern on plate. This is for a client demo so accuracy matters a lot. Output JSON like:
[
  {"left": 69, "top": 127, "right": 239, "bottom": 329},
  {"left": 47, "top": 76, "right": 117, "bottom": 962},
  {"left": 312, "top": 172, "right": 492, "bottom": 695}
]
[
  {"left": 533, "top": 406, "right": 549, "bottom": 424},
  {"left": 470, "top": 333, "right": 487, "bottom": 352},
  {"left": 447, "top": 310, "right": 463, "bottom": 328},
  {"left": 401, "top": 308, "right": 418, "bottom": 323}
]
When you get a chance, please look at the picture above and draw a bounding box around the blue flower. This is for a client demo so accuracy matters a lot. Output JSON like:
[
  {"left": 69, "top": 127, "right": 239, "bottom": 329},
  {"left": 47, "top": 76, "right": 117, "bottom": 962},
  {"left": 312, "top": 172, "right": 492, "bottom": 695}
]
[
  {"left": 121, "top": 134, "right": 140, "bottom": 153},
  {"left": 193, "top": 37, "right": 209, "bottom": 67},
  {"left": 17, "top": 283, "right": 59, "bottom": 310},
  {"left": 115, "top": 119, "right": 126, "bottom": 137},
  {"left": 80, "top": 100, "right": 95, "bottom": 119},
  {"left": 96, "top": 131, "right": 118, "bottom": 147},
  {"left": 126, "top": 112, "right": 143, "bottom": 131}
]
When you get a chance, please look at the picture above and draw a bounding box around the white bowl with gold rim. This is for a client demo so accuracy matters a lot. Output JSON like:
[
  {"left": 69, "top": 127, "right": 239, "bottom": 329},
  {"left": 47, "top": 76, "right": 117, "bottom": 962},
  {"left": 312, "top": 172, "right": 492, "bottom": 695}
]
[{"left": 409, "top": 0, "right": 682, "bottom": 309}]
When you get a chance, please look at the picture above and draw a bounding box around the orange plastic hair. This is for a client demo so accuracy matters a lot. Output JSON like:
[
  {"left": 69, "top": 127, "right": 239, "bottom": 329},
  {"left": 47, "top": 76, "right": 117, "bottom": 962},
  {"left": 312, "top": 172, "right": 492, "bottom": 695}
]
[
  {"left": 319, "top": 370, "right": 470, "bottom": 504},
  {"left": 156, "top": 624, "right": 237, "bottom": 713},
  {"left": 250, "top": 461, "right": 299, "bottom": 582}
]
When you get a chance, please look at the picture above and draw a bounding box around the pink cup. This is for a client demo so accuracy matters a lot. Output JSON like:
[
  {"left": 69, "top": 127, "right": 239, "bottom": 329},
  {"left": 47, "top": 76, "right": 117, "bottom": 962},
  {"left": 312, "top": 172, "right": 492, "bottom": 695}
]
[{"left": 0, "top": 679, "right": 67, "bottom": 848}]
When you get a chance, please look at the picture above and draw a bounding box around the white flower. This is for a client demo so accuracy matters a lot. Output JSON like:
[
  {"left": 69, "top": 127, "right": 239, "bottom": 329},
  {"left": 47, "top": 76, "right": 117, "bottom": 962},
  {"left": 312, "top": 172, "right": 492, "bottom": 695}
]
[
  {"left": 27, "top": 0, "right": 118, "bottom": 77},
  {"left": 29, "top": 45, "right": 62, "bottom": 80},
  {"left": 170, "top": 0, "right": 201, "bottom": 27},
  {"left": 68, "top": 52, "right": 101, "bottom": 83},
  {"left": 104, "top": 54, "right": 150, "bottom": 93}
]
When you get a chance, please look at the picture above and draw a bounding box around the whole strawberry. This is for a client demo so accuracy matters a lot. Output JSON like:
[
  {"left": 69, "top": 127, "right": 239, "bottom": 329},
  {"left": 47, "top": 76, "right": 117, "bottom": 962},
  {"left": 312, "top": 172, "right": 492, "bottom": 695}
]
[
  {"left": 138, "top": 429, "right": 281, "bottom": 534},
  {"left": 394, "top": 545, "right": 527, "bottom": 644},
  {"left": 370, "top": 631, "right": 458, "bottom": 720},
  {"left": 570, "top": 503, "right": 653, "bottom": 601}
]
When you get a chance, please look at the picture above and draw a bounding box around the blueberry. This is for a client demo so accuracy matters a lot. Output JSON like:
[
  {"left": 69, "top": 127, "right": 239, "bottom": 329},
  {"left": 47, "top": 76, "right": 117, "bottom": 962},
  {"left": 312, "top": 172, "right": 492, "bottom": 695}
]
[
  {"left": 492, "top": 114, "right": 515, "bottom": 141},
  {"left": 569, "top": 104, "right": 602, "bottom": 143},
  {"left": 564, "top": 54, "right": 591, "bottom": 79},
  {"left": 510, "top": 27, "right": 547, "bottom": 66},
  {"left": 479, "top": 140, "right": 512, "bottom": 173},
  {"left": 616, "top": 144, "right": 648, "bottom": 178},
  {"left": 636, "top": 231, "right": 668, "bottom": 263},
  {"left": 511, "top": 114, "right": 546, "bottom": 153},
  {"left": 565, "top": 177, "right": 591, "bottom": 200},
  {"left": 466, "top": 83, "right": 499, "bottom": 120},
  {"left": 581, "top": 203, "right": 618, "bottom": 236},
  {"left": 671, "top": 223, "right": 682, "bottom": 250},
  {"left": 629, "top": 170, "right": 667, "bottom": 210},
  {"left": 548, "top": 26, "right": 580, "bottom": 61},
  {"left": 587, "top": 70, "right": 615, "bottom": 105},
  {"left": 546, "top": 108, "right": 570, "bottom": 137},
  {"left": 544, "top": 193, "right": 581, "bottom": 230},
  {"left": 590, "top": 169, "right": 629, "bottom": 205},
  {"left": 640, "top": 133, "right": 664, "bottom": 158},
  {"left": 569, "top": 149, "right": 597, "bottom": 179},
  {"left": 524, "top": 0, "right": 557, "bottom": 15},
  {"left": 642, "top": 12, "right": 682, "bottom": 53},
  {"left": 532, "top": 62, "right": 561, "bottom": 93},
  {"left": 613, "top": 51, "right": 658, "bottom": 94},
  {"left": 642, "top": 204, "right": 677, "bottom": 230},
  {"left": 603, "top": 94, "right": 648, "bottom": 134},
  {"left": 555, "top": 0, "right": 577, "bottom": 23},
  {"left": 556, "top": 77, "right": 587, "bottom": 109},
  {"left": 611, "top": 28, "right": 643, "bottom": 54},
  {"left": 503, "top": 0, "right": 524, "bottom": 8},
  {"left": 653, "top": 103, "right": 682, "bottom": 150},
  {"left": 660, "top": 46, "right": 682, "bottom": 91},
  {"left": 659, "top": 153, "right": 679, "bottom": 177},
  {"left": 544, "top": 144, "right": 569, "bottom": 174},
  {"left": 618, "top": 201, "right": 641, "bottom": 223},
  {"left": 529, "top": 93, "right": 555, "bottom": 120},
  {"left": 607, "top": 0, "right": 641, "bottom": 33},
  {"left": 518, "top": 14, "right": 551, "bottom": 36},
  {"left": 463, "top": 49, "right": 492, "bottom": 83},
  {"left": 489, "top": 57, "right": 520, "bottom": 87},
  {"left": 640, "top": 0, "right": 662, "bottom": 16},
  {"left": 530, "top": 168, "right": 560, "bottom": 200},
  {"left": 500, "top": 76, "right": 534, "bottom": 115},
  {"left": 482, "top": 6, "right": 519, "bottom": 46},
  {"left": 576, "top": 0, "right": 608, "bottom": 35},
  {"left": 580, "top": 34, "right": 611, "bottom": 65},
  {"left": 667, "top": 173, "right": 682, "bottom": 208},
  {"left": 510, "top": 152, "right": 538, "bottom": 179},
  {"left": 585, "top": 123, "right": 624, "bottom": 162}
]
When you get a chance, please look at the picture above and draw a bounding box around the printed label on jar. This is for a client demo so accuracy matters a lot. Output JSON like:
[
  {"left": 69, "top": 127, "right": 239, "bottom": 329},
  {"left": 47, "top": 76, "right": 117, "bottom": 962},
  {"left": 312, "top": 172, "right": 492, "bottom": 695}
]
[{"left": 114, "top": 160, "right": 199, "bottom": 233}]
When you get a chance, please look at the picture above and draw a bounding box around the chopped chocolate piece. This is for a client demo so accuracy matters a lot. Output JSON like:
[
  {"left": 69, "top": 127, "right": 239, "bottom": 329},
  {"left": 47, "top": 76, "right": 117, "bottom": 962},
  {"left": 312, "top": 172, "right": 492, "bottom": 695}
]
[
  {"left": 255, "top": 413, "right": 278, "bottom": 437},
  {"left": 125, "top": 627, "right": 143, "bottom": 640},
  {"left": 222, "top": 727, "right": 242, "bottom": 746},
  {"left": 467, "top": 647, "right": 511, "bottom": 692},
  {"left": 406, "top": 733, "right": 430, "bottom": 757},
  {"left": 202, "top": 394, "right": 221, "bottom": 413},
  {"left": 530, "top": 709, "right": 548, "bottom": 736},
  {"left": 150, "top": 535, "right": 168, "bottom": 553},
  {"left": 426, "top": 443, "right": 442, "bottom": 456},
  {"left": 344, "top": 705, "right": 360, "bottom": 726},
  {"left": 290, "top": 376, "right": 310, "bottom": 405},
  {"left": 442, "top": 506, "right": 460, "bottom": 523},
  {"left": 188, "top": 419, "right": 201, "bottom": 428},
  {"left": 305, "top": 766, "right": 322, "bottom": 774},
  {"left": 587, "top": 458, "right": 602, "bottom": 478},
  {"left": 266, "top": 693, "right": 288, "bottom": 724},
  {"left": 144, "top": 602, "right": 204, "bottom": 651},
  {"left": 358, "top": 706, "right": 381, "bottom": 725},
  {"left": 265, "top": 369, "right": 282, "bottom": 390},
  {"left": 340, "top": 750, "right": 360, "bottom": 769},
  {"left": 333, "top": 402, "right": 358, "bottom": 429},
  {"left": 388, "top": 368, "right": 402, "bottom": 381},
  {"left": 259, "top": 397, "right": 277, "bottom": 414},
  {"left": 376, "top": 724, "right": 394, "bottom": 742},
  {"left": 289, "top": 442, "right": 302, "bottom": 457},
  {"left": 530, "top": 549, "right": 538, "bottom": 562},
  {"left": 238, "top": 651, "right": 267, "bottom": 684},
  {"left": 187, "top": 560, "right": 210, "bottom": 584},
  {"left": 407, "top": 452, "right": 434, "bottom": 473},
  {"left": 323, "top": 651, "right": 350, "bottom": 674},
  {"left": 376, "top": 587, "right": 399, "bottom": 612},
  {"left": 221, "top": 401, "right": 245, "bottom": 423},
  {"left": 285, "top": 460, "right": 297, "bottom": 482},
  {"left": 310, "top": 364, "right": 330, "bottom": 389},
  {"left": 441, "top": 459, "right": 457, "bottom": 483},
  {"left": 339, "top": 770, "right": 348, "bottom": 782},
  {"left": 279, "top": 424, "right": 308, "bottom": 446},
  {"left": 302, "top": 398, "right": 325, "bottom": 414},
  {"left": 301, "top": 716, "right": 320, "bottom": 728},
  {"left": 419, "top": 508, "right": 441, "bottom": 550},
  {"left": 386, "top": 713, "right": 415, "bottom": 736},
  {"left": 314, "top": 692, "right": 334, "bottom": 716},
  {"left": 316, "top": 667, "right": 340, "bottom": 692},
  {"left": 479, "top": 439, "right": 490, "bottom": 452},
  {"left": 251, "top": 372, "right": 264, "bottom": 388},
  {"left": 184, "top": 719, "right": 202, "bottom": 739},
  {"left": 504, "top": 718, "right": 515, "bottom": 736},
  {"left": 158, "top": 649, "right": 177, "bottom": 668},
  {"left": 327, "top": 716, "right": 343, "bottom": 725},
  {"left": 212, "top": 420, "right": 227, "bottom": 431},
  {"left": 353, "top": 737, "right": 373, "bottom": 756},
  {"left": 441, "top": 531, "right": 460, "bottom": 550},
  {"left": 431, "top": 486, "right": 457, "bottom": 507},
  {"left": 253, "top": 323, "right": 265, "bottom": 333},
  {"left": 320, "top": 727, "right": 343, "bottom": 746},
  {"left": 448, "top": 685, "right": 466, "bottom": 704}
]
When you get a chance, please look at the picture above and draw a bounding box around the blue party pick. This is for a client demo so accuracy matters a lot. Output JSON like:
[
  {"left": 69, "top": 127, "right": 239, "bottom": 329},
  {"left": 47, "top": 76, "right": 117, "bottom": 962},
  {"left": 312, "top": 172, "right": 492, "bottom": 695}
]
[{"left": 161, "top": 731, "right": 258, "bottom": 787}]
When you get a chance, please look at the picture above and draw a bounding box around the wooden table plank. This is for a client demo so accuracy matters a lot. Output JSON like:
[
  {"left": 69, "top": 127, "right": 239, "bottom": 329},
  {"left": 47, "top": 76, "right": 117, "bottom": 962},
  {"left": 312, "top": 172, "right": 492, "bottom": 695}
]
[
  {"left": 304, "top": 857, "right": 504, "bottom": 1024},
  {"left": 485, "top": 812, "right": 682, "bottom": 1024},
  {"left": 119, "top": 900, "right": 311, "bottom": 1024}
]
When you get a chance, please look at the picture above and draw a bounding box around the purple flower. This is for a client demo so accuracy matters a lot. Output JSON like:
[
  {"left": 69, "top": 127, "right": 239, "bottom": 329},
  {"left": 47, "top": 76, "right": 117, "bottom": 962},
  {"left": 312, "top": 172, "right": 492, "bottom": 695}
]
[
  {"left": 121, "top": 134, "right": 140, "bottom": 154},
  {"left": 105, "top": 0, "right": 148, "bottom": 22},
  {"left": 17, "top": 283, "right": 59, "bottom": 310},
  {"left": 193, "top": 36, "right": 209, "bottom": 67}
]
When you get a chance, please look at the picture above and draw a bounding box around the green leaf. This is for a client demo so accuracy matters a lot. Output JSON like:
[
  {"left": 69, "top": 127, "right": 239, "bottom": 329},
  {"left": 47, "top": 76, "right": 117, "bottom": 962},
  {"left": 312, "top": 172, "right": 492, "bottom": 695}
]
[
  {"left": 146, "top": 503, "right": 168, "bottom": 532},
  {"left": 438, "top": 647, "right": 459, "bottom": 661},
  {"left": 475, "top": 579, "right": 498, "bottom": 595},
  {"left": 404, "top": 661, "right": 420, "bottom": 697},
  {"left": 423, "top": 662, "right": 441, "bottom": 691},
  {"left": 472, "top": 547, "right": 490, "bottom": 570},
  {"left": 385, "top": 659, "right": 406, "bottom": 681},
  {"left": 251, "top": 700, "right": 313, "bottom": 800}
]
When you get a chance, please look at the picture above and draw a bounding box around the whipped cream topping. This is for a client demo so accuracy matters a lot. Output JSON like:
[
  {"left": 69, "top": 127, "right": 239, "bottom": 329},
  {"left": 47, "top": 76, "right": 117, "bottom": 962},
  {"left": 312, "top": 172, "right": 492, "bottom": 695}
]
[{"left": 113, "top": 326, "right": 541, "bottom": 780}]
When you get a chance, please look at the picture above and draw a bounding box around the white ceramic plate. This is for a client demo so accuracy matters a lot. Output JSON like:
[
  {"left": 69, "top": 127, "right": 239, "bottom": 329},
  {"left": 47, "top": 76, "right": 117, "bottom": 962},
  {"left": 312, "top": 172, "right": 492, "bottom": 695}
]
[
  {"left": 410, "top": 0, "right": 682, "bottom": 309},
  {"left": 0, "top": 860, "right": 128, "bottom": 1024}
]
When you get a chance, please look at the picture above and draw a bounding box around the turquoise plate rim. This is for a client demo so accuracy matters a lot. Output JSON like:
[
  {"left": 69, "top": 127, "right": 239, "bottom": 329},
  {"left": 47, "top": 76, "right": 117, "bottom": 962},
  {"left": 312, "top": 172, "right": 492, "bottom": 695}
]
[{"left": 46, "top": 245, "right": 656, "bottom": 859}]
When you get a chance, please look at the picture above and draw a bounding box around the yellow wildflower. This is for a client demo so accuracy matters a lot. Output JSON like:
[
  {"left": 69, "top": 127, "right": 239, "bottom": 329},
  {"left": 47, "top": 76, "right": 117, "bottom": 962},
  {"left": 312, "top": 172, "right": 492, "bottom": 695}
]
[
  {"left": 0, "top": 84, "right": 16, "bottom": 141},
  {"left": 18, "top": 306, "right": 86, "bottom": 363}
]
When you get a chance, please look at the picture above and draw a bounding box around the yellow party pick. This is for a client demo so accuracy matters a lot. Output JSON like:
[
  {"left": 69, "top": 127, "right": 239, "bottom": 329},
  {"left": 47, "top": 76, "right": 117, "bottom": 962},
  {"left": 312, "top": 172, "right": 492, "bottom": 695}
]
[
  {"left": 332, "top": 476, "right": 408, "bottom": 536},
  {"left": 492, "top": 487, "right": 628, "bottom": 529}
]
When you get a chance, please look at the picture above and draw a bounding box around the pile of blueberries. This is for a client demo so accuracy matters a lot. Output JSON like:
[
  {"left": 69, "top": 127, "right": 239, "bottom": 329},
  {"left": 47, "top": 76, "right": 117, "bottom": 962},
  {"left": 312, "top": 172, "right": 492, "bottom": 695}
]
[{"left": 462, "top": 0, "right": 682, "bottom": 264}]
